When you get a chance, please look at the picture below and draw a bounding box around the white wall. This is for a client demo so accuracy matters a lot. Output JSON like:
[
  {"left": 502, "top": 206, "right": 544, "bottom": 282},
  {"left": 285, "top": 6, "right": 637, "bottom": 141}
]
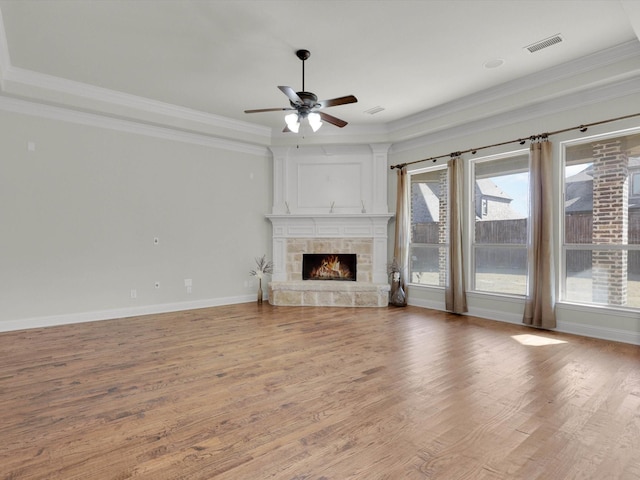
[
  {"left": 388, "top": 93, "right": 640, "bottom": 345},
  {"left": 0, "top": 107, "right": 272, "bottom": 330}
]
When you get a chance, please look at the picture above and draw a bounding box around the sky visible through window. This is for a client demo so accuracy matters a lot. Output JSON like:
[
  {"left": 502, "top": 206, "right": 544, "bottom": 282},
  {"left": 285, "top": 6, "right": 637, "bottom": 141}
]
[
  {"left": 490, "top": 165, "right": 590, "bottom": 217},
  {"left": 491, "top": 173, "right": 529, "bottom": 217}
]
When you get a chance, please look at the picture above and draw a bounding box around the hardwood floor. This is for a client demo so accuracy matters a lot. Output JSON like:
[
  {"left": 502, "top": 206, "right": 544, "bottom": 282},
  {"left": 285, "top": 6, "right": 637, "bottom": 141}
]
[{"left": 1, "top": 304, "right": 639, "bottom": 479}]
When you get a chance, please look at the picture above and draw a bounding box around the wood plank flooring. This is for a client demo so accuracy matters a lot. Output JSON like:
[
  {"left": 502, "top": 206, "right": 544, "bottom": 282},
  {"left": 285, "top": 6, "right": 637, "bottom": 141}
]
[{"left": 0, "top": 304, "right": 639, "bottom": 479}]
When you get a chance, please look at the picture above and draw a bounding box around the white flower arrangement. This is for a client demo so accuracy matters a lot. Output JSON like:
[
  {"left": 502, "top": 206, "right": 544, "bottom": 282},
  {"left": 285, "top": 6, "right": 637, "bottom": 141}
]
[
  {"left": 250, "top": 255, "right": 273, "bottom": 279},
  {"left": 387, "top": 258, "right": 403, "bottom": 280}
]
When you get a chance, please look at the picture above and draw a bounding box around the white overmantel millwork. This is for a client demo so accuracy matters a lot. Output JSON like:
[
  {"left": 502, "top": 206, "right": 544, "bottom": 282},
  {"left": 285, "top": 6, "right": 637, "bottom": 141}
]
[
  {"left": 269, "top": 143, "right": 391, "bottom": 215},
  {"left": 266, "top": 143, "right": 394, "bottom": 286}
]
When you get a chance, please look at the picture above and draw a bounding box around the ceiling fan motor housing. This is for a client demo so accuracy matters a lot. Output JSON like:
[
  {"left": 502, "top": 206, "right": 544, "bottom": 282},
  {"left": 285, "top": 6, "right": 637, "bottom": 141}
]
[{"left": 291, "top": 91, "right": 319, "bottom": 117}]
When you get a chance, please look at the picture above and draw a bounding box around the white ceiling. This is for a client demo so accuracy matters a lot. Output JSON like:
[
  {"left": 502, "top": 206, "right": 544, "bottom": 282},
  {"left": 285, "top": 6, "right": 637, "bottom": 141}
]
[{"left": 1, "top": 0, "right": 640, "bottom": 136}]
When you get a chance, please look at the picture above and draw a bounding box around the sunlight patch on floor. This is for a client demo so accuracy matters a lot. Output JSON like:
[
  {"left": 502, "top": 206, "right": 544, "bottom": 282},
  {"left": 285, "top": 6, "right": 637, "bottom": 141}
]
[{"left": 512, "top": 334, "right": 568, "bottom": 346}]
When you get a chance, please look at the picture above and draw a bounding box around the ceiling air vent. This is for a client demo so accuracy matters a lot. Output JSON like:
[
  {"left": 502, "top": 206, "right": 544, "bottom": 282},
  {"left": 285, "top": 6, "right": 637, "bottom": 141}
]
[
  {"left": 524, "top": 34, "right": 563, "bottom": 53},
  {"left": 364, "top": 106, "right": 385, "bottom": 115}
]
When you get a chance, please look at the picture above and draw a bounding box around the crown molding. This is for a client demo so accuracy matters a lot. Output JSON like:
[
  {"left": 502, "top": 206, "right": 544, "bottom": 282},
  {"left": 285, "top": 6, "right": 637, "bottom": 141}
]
[
  {"left": 0, "top": 8, "right": 9, "bottom": 90},
  {"left": 390, "top": 74, "right": 640, "bottom": 155},
  {"left": 0, "top": 6, "right": 272, "bottom": 144},
  {"left": 0, "top": 94, "right": 270, "bottom": 157},
  {"left": 388, "top": 40, "right": 640, "bottom": 138},
  {"left": 3, "top": 66, "right": 272, "bottom": 139}
]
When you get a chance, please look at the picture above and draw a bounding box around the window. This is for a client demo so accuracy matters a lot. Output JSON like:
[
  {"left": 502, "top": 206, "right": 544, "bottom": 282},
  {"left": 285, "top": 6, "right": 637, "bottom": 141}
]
[
  {"left": 562, "top": 130, "right": 640, "bottom": 308},
  {"left": 471, "top": 153, "right": 529, "bottom": 296},
  {"left": 409, "top": 166, "right": 448, "bottom": 286},
  {"left": 632, "top": 172, "right": 640, "bottom": 196}
]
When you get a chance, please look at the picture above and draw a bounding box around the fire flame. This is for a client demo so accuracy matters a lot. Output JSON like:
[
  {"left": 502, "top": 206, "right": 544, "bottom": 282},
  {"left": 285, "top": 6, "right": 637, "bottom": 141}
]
[{"left": 309, "top": 255, "right": 353, "bottom": 279}]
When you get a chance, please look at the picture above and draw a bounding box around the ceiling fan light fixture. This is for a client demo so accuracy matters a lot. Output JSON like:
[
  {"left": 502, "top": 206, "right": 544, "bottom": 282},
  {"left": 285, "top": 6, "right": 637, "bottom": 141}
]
[
  {"left": 245, "top": 49, "right": 357, "bottom": 132},
  {"left": 308, "top": 112, "right": 323, "bottom": 132},
  {"left": 285, "top": 112, "right": 300, "bottom": 133}
]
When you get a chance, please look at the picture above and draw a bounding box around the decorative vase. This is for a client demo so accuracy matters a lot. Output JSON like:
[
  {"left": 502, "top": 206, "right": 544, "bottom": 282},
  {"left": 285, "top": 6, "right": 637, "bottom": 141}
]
[
  {"left": 390, "top": 281, "right": 406, "bottom": 306},
  {"left": 257, "top": 278, "right": 263, "bottom": 304},
  {"left": 390, "top": 272, "right": 407, "bottom": 307}
]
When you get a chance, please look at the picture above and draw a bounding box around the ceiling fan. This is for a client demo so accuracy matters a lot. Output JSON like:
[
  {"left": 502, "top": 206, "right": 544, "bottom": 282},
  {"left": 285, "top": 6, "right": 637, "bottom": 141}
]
[{"left": 244, "top": 49, "right": 358, "bottom": 132}]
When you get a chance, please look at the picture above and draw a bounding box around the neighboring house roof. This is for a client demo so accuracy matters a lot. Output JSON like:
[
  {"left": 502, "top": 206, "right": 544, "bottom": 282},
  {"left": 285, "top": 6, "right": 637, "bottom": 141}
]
[
  {"left": 475, "top": 178, "right": 512, "bottom": 200},
  {"left": 565, "top": 158, "right": 640, "bottom": 213},
  {"left": 565, "top": 166, "right": 594, "bottom": 213},
  {"left": 412, "top": 178, "right": 524, "bottom": 223},
  {"left": 474, "top": 178, "right": 524, "bottom": 221},
  {"left": 411, "top": 182, "right": 440, "bottom": 223}
]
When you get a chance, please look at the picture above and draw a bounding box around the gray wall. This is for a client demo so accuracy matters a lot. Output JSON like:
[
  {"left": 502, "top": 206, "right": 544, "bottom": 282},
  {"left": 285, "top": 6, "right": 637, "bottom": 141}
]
[{"left": 0, "top": 109, "right": 272, "bottom": 328}]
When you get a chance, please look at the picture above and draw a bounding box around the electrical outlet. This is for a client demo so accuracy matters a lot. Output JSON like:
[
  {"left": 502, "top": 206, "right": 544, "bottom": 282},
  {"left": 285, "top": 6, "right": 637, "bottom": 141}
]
[
  {"left": 153, "top": 237, "right": 159, "bottom": 245},
  {"left": 130, "top": 289, "right": 137, "bottom": 299},
  {"left": 154, "top": 281, "right": 160, "bottom": 289}
]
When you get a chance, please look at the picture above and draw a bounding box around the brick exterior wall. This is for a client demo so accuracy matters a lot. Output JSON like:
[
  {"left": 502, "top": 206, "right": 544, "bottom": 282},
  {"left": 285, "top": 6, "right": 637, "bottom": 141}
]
[
  {"left": 438, "top": 169, "right": 448, "bottom": 287},
  {"left": 592, "top": 140, "right": 629, "bottom": 305}
]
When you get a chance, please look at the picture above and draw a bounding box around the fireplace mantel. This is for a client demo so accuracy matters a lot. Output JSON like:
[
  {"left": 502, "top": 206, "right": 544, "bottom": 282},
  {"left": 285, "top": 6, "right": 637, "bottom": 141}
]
[
  {"left": 266, "top": 213, "right": 393, "bottom": 284},
  {"left": 266, "top": 213, "right": 393, "bottom": 237}
]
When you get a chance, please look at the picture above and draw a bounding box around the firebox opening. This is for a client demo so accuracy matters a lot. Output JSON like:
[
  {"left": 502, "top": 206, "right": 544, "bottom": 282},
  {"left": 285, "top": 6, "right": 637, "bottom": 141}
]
[{"left": 302, "top": 254, "right": 357, "bottom": 281}]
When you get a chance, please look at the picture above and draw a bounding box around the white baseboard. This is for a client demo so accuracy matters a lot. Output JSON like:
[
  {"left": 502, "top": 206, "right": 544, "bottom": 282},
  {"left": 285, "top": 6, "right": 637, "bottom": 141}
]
[
  {"left": 408, "top": 298, "right": 640, "bottom": 346},
  {"left": 0, "top": 294, "right": 256, "bottom": 333},
  {"left": 466, "top": 306, "right": 523, "bottom": 325},
  {"left": 407, "top": 297, "right": 445, "bottom": 311},
  {"left": 4, "top": 295, "right": 638, "bottom": 346},
  {"left": 555, "top": 320, "right": 640, "bottom": 345}
]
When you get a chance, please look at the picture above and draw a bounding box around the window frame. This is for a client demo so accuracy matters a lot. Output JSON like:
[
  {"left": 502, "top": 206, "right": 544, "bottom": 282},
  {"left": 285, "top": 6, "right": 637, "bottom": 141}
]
[
  {"left": 560, "top": 127, "right": 640, "bottom": 310},
  {"left": 468, "top": 149, "right": 530, "bottom": 297},
  {"left": 631, "top": 171, "right": 640, "bottom": 197},
  {"left": 408, "top": 164, "right": 449, "bottom": 288}
]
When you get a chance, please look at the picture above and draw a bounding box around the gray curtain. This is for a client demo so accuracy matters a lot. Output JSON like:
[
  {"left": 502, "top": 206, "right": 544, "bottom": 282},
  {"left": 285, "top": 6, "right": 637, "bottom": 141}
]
[
  {"left": 445, "top": 157, "right": 468, "bottom": 314},
  {"left": 523, "top": 139, "right": 556, "bottom": 328},
  {"left": 393, "top": 166, "right": 410, "bottom": 287}
]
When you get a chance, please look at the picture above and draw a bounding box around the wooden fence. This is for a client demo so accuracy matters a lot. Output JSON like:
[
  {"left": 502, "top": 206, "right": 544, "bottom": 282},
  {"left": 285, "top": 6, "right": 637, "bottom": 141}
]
[{"left": 412, "top": 212, "right": 640, "bottom": 273}]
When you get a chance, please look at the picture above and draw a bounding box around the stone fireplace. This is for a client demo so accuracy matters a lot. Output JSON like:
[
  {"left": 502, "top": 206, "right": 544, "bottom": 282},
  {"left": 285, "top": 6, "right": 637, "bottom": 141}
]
[{"left": 266, "top": 143, "right": 393, "bottom": 307}]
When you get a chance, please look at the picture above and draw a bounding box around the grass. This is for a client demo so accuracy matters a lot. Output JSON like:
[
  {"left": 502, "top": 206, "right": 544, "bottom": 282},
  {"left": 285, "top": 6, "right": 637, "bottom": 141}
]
[{"left": 411, "top": 270, "right": 640, "bottom": 307}]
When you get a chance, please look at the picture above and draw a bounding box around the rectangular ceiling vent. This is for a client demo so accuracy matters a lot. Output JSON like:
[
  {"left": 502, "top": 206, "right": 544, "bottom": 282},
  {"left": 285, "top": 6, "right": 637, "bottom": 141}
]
[
  {"left": 364, "top": 106, "right": 385, "bottom": 115},
  {"left": 524, "top": 34, "right": 563, "bottom": 53}
]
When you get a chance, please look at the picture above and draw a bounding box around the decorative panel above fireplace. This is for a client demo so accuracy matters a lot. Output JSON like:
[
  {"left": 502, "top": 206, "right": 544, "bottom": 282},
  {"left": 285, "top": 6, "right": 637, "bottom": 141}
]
[
  {"left": 268, "top": 144, "right": 391, "bottom": 216},
  {"left": 303, "top": 254, "right": 357, "bottom": 281}
]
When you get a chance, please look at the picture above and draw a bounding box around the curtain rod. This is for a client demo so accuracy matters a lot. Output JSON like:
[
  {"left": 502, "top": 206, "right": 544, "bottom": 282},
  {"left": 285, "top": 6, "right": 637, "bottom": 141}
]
[{"left": 389, "top": 111, "right": 640, "bottom": 170}]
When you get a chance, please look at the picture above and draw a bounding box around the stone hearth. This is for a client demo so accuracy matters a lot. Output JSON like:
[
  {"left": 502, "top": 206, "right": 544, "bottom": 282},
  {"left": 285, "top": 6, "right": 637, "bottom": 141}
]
[{"left": 269, "top": 280, "right": 390, "bottom": 307}]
